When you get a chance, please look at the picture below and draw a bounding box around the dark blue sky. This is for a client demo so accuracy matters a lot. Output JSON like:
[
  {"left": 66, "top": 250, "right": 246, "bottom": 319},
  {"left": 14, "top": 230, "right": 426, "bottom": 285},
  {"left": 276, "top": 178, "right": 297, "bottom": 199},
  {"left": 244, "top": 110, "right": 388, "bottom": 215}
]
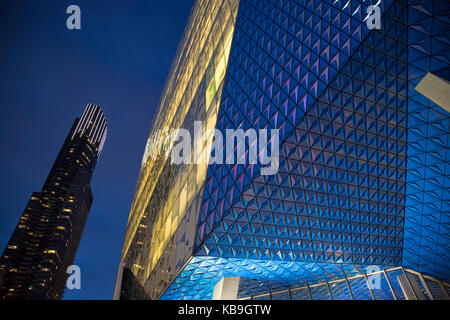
[{"left": 0, "top": 0, "right": 194, "bottom": 299}]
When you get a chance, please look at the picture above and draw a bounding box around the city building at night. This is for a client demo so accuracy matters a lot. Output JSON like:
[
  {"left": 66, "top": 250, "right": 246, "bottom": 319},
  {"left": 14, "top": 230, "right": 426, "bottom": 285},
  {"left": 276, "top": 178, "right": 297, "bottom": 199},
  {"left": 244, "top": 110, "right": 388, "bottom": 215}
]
[
  {"left": 0, "top": 104, "right": 107, "bottom": 299},
  {"left": 115, "top": 0, "right": 450, "bottom": 300}
]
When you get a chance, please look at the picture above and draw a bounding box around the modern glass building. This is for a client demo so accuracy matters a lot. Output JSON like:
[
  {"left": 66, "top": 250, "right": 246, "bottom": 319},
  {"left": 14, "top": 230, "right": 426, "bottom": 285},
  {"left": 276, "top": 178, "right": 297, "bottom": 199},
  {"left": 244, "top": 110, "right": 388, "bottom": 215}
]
[
  {"left": 0, "top": 104, "right": 107, "bottom": 299},
  {"left": 115, "top": 0, "right": 449, "bottom": 300}
]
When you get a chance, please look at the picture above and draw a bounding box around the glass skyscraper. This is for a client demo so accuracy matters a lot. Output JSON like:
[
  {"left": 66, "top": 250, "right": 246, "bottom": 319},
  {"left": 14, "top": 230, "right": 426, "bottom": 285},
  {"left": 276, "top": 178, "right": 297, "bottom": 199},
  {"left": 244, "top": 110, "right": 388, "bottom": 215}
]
[
  {"left": 116, "top": 0, "right": 449, "bottom": 300},
  {"left": 0, "top": 104, "right": 107, "bottom": 299}
]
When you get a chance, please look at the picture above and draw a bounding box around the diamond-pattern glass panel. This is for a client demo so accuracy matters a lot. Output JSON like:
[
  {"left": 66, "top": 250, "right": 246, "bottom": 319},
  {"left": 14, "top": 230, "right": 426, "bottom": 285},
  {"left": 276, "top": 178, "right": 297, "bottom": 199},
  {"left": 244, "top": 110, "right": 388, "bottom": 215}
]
[{"left": 403, "top": 0, "right": 450, "bottom": 281}]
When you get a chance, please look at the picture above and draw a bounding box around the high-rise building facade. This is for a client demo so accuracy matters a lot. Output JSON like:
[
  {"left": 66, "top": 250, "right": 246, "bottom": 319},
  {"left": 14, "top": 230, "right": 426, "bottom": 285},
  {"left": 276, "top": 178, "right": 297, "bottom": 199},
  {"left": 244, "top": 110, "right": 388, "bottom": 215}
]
[
  {"left": 0, "top": 104, "right": 107, "bottom": 300},
  {"left": 116, "top": 0, "right": 449, "bottom": 300}
]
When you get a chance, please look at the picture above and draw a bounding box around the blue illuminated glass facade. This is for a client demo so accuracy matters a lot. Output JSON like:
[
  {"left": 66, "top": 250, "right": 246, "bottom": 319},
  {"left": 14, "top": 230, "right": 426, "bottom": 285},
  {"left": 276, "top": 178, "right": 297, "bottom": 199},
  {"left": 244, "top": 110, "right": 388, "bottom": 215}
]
[
  {"left": 119, "top": 0, "right": 450, "bottom": 300},
  {"left": 403, "top": 0, "right": 450, "bottom": 280}
]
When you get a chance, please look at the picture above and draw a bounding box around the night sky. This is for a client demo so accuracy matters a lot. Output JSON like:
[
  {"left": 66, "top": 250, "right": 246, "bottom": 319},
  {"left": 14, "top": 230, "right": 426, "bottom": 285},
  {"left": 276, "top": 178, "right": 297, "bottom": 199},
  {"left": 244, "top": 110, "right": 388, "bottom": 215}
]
[{"left": 0, "top": 0, "right": 194, "bottom": 299}]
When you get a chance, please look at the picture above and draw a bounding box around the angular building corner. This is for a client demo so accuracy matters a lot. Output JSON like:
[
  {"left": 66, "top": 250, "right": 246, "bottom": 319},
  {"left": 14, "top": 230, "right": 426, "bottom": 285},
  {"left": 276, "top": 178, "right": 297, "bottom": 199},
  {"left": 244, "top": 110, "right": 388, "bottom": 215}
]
[
  {"left": 116, "top": 0, "right": 450, "bottom": 300},
  {"left": 0, "top": 104, "right": 107, "bottom": 299}
]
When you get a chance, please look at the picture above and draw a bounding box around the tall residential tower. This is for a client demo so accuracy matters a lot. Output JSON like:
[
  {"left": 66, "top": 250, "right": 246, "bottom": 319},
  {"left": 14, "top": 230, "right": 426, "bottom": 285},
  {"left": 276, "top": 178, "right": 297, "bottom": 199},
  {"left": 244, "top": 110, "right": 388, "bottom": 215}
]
[
  {"left": 116, "top": 0, "right": 450, "bottom": 300},
  {"left": 0, "top": 104, "right": 107, "bottom": 299}
]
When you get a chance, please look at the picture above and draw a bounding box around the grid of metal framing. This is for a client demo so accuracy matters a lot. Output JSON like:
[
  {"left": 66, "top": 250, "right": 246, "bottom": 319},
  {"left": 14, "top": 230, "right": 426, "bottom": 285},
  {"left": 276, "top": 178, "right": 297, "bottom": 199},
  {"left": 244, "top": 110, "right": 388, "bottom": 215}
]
[{"left": 239, "top": 267, "right": 450, "bottom": 300}]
